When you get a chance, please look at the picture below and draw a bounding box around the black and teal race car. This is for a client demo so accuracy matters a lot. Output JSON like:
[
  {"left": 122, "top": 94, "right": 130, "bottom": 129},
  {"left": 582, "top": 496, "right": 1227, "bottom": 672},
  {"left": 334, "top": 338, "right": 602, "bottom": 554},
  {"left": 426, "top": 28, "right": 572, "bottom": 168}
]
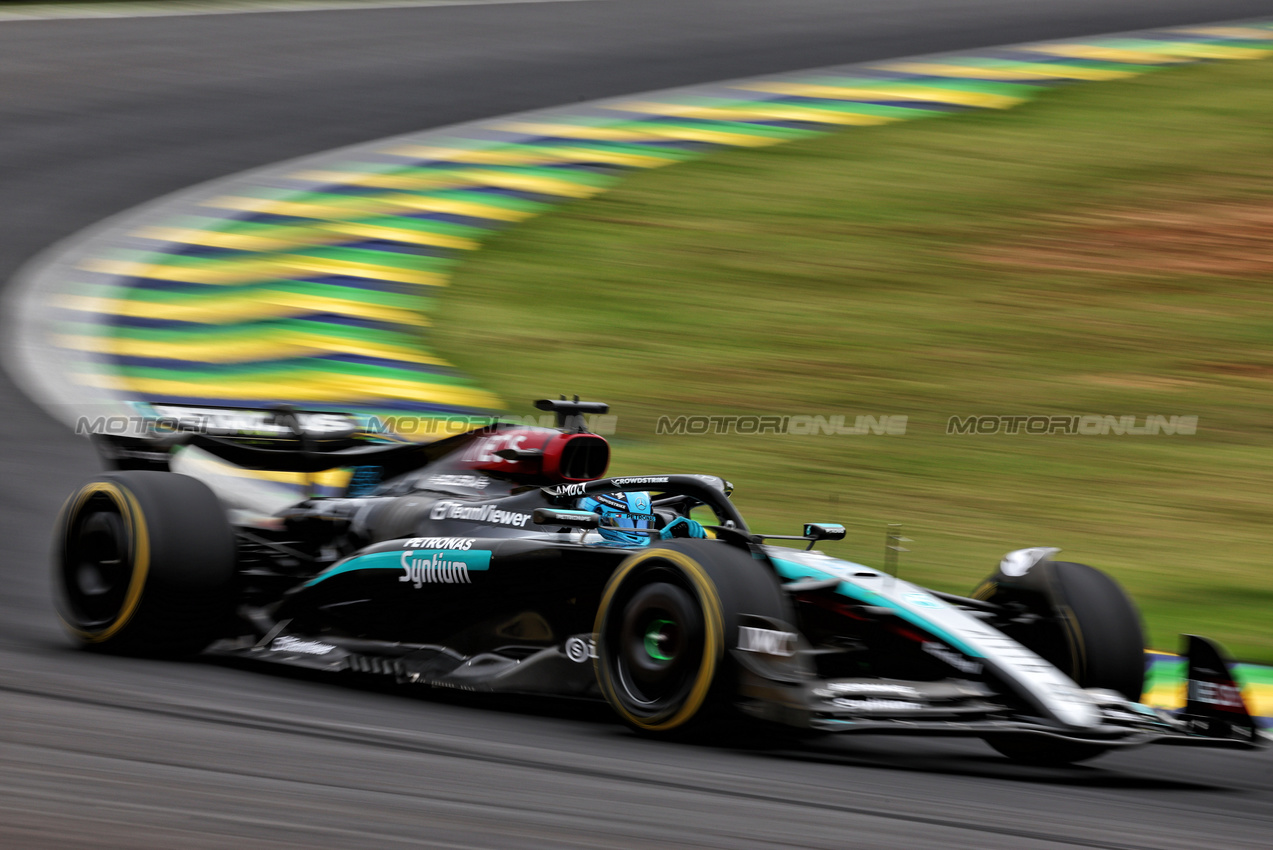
[{"left": 55, "top": 398, "right": 1263, "bottom": 765}]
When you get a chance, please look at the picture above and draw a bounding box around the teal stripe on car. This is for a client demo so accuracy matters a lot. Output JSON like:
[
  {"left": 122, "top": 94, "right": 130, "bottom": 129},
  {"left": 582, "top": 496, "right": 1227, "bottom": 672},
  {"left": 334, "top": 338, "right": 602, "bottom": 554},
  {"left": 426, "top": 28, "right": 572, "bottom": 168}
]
[
  {"left": 769, "top": 556, "right": 984, "bottom": 658},
  {"left": 304, "top": 548, "right": 492, "bottom": 587}
]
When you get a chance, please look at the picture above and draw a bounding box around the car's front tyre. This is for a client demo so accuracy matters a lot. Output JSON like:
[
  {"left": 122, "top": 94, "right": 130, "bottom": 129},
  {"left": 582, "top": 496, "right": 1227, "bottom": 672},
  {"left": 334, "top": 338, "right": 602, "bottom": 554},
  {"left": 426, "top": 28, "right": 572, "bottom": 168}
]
[{"left": 974, "top": 558, "right": 1146, "bottom": 765}]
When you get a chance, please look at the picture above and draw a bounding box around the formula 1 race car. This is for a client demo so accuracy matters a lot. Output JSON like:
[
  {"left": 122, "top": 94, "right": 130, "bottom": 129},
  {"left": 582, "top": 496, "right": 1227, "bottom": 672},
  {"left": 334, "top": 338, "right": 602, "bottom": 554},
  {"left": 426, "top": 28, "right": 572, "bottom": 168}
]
[{"left": 54, "top": 398, "right": 1264, "bottom": 765}]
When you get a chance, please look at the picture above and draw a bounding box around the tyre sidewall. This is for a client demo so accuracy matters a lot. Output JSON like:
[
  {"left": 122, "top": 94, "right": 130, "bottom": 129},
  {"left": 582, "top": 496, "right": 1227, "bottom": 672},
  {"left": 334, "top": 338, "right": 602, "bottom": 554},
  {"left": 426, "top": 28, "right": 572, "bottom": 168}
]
[
  {"left": 975, "top": 560, "right": 1145, "bottom": 701},
  {"left": 55, "top": 471, "right": 236, "bottom": 655},
  {"left": 1049, "top": 561, "right": 1145, "bottom": 701},
  {"left": 594, "top": 539, "right": 790, "bottom": 734}
]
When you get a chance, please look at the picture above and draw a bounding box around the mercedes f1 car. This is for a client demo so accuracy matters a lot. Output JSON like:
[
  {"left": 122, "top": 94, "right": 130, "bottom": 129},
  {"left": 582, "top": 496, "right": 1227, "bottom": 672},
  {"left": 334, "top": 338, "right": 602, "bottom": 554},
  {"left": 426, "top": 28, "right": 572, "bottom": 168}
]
[{"left": 55, "top": 398, "right": 1264, "bottom": 765}]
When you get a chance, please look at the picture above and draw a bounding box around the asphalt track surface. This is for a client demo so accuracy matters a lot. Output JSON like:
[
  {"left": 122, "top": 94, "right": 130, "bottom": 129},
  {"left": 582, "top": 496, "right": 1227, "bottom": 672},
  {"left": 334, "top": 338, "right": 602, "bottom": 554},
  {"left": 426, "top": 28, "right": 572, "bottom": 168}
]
[{"left": 3, "top": 2, "right": 1273, "bottom": 847}]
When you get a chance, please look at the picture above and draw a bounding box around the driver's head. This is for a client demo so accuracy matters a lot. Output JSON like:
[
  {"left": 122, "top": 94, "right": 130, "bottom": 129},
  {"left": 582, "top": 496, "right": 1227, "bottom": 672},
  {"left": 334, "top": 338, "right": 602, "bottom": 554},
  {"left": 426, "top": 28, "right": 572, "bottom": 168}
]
[{"left": 577, "top": 491, "right": 653, "bottom": 545}]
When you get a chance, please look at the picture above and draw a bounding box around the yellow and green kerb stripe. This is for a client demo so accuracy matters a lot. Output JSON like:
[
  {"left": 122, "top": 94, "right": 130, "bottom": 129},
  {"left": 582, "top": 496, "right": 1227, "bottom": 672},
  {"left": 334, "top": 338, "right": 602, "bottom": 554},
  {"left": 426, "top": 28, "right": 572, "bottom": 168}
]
[{"left": 40, "top": 21, "right": 1273, "bottom": 433}]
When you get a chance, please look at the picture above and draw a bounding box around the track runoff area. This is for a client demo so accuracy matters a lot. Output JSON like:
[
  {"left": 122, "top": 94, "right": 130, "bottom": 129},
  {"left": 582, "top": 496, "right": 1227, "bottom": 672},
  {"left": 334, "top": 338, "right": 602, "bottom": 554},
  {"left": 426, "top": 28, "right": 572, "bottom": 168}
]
[{"left": 11, "top": 18, "right": 1273, "bottom": 726}]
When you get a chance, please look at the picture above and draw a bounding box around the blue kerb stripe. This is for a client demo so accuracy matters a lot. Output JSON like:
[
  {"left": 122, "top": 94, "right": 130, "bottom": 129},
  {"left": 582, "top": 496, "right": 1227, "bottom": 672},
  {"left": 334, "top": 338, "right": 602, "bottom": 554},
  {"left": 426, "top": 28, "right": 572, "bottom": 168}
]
[
  {"left": 769, "top": 557, "right": 984, "bottom": 658},
  {"left": 304, "top": 548, "right": 492, "bottom": 587}
]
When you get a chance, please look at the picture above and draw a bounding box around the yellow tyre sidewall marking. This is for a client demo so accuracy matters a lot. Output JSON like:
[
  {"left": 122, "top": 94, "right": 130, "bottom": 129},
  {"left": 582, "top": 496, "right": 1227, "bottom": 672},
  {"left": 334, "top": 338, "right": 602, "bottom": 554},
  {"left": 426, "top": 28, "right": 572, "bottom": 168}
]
[
  {"left": 594, "top": 548, "right": 725, "bottom": 732},
  {"left": 59, "top": 481, "right": 151, "bottom": 643}
]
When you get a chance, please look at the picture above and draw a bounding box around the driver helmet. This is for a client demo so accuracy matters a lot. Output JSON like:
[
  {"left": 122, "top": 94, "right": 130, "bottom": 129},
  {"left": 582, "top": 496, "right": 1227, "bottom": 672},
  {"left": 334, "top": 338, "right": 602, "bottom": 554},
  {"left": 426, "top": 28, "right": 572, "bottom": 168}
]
[{"left": 577, "top": 491, "right": 654, "bottom": 545}]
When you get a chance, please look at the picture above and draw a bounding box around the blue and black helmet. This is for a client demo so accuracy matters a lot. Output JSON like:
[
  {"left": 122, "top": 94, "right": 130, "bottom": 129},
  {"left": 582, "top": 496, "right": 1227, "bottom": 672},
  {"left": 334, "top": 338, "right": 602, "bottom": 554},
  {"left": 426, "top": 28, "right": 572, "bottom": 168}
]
[{"left": 578, "top": 491, "right": 655, "bottom": 545}]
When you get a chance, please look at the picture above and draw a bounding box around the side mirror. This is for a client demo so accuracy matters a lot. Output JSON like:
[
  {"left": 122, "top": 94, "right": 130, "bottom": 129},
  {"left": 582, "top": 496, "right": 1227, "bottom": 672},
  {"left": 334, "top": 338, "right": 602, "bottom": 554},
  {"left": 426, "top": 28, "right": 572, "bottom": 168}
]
[
  {"left": 803, "top": 522, "right": 846, "bottom": 542},
  {"left": 533, "top": 508, "right": 601, "bottom": 530}
]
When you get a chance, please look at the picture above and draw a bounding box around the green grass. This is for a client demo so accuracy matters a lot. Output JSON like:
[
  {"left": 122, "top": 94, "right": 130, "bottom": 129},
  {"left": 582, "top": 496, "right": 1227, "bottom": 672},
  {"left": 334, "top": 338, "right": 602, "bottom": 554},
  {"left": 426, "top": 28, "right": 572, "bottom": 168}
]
[{"left": 435, "top": 58, "right": 1273, "bottom": 662}]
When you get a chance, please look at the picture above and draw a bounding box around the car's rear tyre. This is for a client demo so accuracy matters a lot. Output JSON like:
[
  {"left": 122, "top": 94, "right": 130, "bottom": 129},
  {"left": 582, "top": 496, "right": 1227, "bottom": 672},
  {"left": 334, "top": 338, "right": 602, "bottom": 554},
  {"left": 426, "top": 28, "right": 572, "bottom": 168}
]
[
  {"left": 55, "top": 471, "right": 236, "bottom": 656},
  {"left": 974, "top": 559, "right": 1145, "bottom": 765},
  {"left": 594, "top": 539, "right": 791, "bottom": 735}
]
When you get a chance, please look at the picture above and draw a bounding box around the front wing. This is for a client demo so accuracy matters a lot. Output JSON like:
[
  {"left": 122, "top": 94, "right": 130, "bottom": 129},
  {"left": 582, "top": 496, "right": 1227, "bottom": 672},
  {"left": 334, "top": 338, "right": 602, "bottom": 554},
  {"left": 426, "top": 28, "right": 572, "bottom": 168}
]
[{"left": 733, "top": 647, "right": 1265, "bottom": 752}]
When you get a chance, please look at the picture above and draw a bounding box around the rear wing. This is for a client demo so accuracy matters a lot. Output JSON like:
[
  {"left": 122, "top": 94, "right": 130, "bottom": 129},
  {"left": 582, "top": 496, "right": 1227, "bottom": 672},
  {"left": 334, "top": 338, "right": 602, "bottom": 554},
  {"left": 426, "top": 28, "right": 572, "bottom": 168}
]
[
  {"left": 85, "top": 404, "right": 442, "bottom": 477},
  {"left": 83, "top": 399, "right": 613, "bottom": 489}
]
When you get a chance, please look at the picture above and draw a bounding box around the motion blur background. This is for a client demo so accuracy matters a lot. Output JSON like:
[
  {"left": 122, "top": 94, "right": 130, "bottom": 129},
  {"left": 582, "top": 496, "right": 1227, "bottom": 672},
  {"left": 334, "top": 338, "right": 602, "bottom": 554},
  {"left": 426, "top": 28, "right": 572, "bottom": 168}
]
[{"left": 2, "top": 1, "right": 1272, "bottom": 847}]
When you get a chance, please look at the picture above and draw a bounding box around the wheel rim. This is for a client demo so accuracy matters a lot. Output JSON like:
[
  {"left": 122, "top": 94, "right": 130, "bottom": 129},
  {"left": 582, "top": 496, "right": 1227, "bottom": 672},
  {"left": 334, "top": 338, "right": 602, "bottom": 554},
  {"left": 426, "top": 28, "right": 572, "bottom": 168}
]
[
  {"left": 643, "top": 618, "right": 677, "bottom": 662},
  {"left": 615, "top": 580, "right": 704, "bottom": 711}
]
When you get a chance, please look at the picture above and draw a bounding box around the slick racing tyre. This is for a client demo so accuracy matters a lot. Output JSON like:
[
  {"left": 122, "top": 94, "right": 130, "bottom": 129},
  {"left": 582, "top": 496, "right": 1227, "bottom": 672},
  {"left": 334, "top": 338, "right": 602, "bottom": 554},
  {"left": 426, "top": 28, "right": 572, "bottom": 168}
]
[
  {"left": 594, "top": 539, "right": 791, "bottom": 736},
  {"left": 974, "top": 560, "right": 1145, "bottom": 699},
  {"left": 55, "top": 471, "right": 236, "bottom": 656},
  {"left": 973, "top": 559, "right": 1146, "bottom": 765}
]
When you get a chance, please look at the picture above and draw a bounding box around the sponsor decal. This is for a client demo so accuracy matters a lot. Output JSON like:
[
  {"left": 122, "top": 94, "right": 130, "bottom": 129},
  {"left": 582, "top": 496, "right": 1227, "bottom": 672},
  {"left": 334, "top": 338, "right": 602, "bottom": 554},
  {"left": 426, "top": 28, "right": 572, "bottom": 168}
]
[
  {"left": 564, "top": 636, "right": 596, "bottom": 663},
  {"left": 304, "top": 547, "right": 490, "bottom": 588},
  {"left": 399, "top": 550, "right": 486, "bottom": 587},
  {"left": 462, "top": 432, "right": 535, "bottom": 464},
  {"left": 591, "top": 494, "right": 628, "bottom": 510},
  {"left": 600, "top": 513, "right": 657, "bottom": 526},
  {"left": 402, "top": 537, "right": 475, "bottom": 551},
  {"left": 546, "top": 482, "right": 589, "bottom": 498},
  {"left": 425, "top": 474, "right": 491, "bottom": 490},
  {"left": 428, "top": 500, "right": 532, "bottom": 528},
  {"left": 610, "top": 476, "right": 669, "bottom": 487},
  {"left": 922, "top": 642, "right": 983, "bottom": 675},
  {"left": 832, "top": 698, "right": 923, "bottom": 712},
  {"left": 738, "top": 626, "right": 797, "bottom": 657},
  {"left": 1188, "top": 679, "right": 1247, "bottom": 712},
  {"left": 271, "top": 636, "right": 336, "bottom": 656}
]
